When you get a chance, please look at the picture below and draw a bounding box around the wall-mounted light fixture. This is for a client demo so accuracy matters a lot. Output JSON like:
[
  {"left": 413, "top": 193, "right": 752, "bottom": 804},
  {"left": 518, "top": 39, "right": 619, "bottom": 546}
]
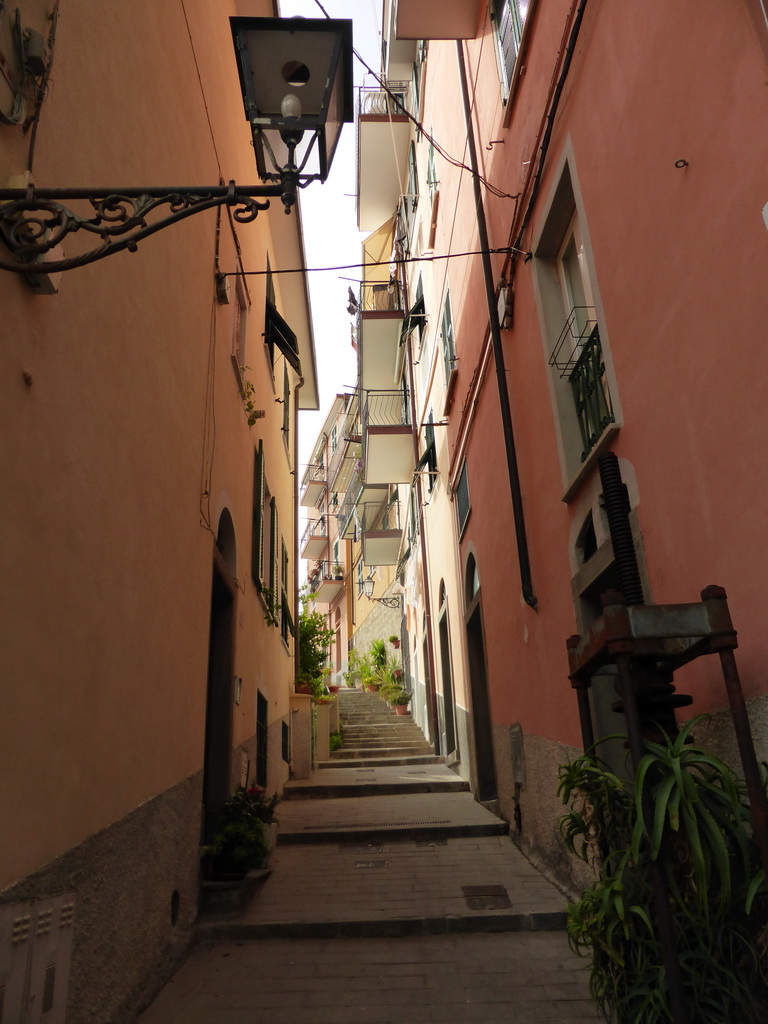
[
  {"left": 362, "top": 576, "right": 401, "bottom": 609},
  {"left": 0, "top": 16, "right": 353, "bottom": 275}
]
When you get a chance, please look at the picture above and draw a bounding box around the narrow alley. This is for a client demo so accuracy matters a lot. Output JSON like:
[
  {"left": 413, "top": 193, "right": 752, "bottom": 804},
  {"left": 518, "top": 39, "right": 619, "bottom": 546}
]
[{"left": 138, "top": 690, "right": 600, "bottom": 1023}]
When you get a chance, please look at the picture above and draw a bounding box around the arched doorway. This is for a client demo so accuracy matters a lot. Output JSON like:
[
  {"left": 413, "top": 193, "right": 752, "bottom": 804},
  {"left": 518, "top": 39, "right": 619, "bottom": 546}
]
[
  {"left": 202, "top": 528, "right": 236, "bottom": 843},
  {"left": 464, "top": 555, "right": 497, "bottom": 801},
  {"left": 437, "top": 581, "right": 458, "bottom": 760}
]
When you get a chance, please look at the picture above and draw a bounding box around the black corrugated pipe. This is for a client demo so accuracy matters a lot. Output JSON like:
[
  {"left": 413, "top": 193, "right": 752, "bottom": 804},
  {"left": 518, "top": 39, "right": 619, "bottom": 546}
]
[
  {"left": 457, "top": 42, "right": 536, "bottom": 608},
  {"left": 597, "top": 452, "right": 644, "bottom": 606}
]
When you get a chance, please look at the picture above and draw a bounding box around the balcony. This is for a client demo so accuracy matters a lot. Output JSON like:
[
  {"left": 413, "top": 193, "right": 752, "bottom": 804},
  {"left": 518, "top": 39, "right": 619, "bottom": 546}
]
[
  {"left": 394, "top": 0, "right": 484, "bottom": 40},
  {"left": 307, "top": 559, "right": 345, "bottom": 605},
  {"left": 549, "top": 309, "right": 615, "bottom": 463},
  {"left": 337, "top": 477, "right": 389, "bottom": 539},
  {"left": 300, "top": 518, "right": 328, "bottom": 561},
  {"left": 299, "top": 462, "right": 326, "bottom": 508},
  {"left": 362, "top": 389, "right": 415, "bottom": 485},
  {"left": 357, "top": 82, "right": 412, "bottom": 232},
  {"left": 362, "top": 497, "right": 402, "bottom": 566},
  {"left": 358, "top": 280, "right": 405, "bottom": 392}
]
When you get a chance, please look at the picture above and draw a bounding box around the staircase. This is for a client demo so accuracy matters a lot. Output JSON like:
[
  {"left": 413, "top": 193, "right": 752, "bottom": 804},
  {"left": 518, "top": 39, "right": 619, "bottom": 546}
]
[{"left": 318, "top": 687, "right": 439, "bottom": 768}]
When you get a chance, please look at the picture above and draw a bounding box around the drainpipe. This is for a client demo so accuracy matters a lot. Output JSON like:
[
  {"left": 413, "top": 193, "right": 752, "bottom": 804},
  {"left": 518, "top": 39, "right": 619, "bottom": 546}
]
[
  {"left": 293, "top": 371, "right": 304, "bottom": 683},
  {"left": 456, "top": 42, "right": 536, "bottom": 608},
  {"left": 405, "top": 333, "right": 441, "bottom": 752}
]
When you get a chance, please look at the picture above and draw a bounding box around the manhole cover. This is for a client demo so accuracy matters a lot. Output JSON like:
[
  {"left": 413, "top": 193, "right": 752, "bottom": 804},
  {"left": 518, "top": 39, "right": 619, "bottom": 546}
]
[
  {"left": 416, "top": 838, "right": 447, "bottom": 847},
  {"left": 355, "top": 860, "right": 389, "bottom": 869},
  {"left": 462, "top": 885, "right": 512, "bottom": 910}
]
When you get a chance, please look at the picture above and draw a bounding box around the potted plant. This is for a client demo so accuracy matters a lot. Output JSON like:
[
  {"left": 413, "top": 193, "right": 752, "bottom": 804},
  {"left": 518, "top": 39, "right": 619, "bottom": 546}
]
[
  {"left": 389, "top": 634, "right": 400, "bottom": 649},
  {"left": 333, "top": 562, "right": 343, "bottom": 579},
  {"left": 206, "top": 785, "right": 279, "bottom": 879},
  {"left": 389, "top": 687, "right": 412, "bottom": 715}
]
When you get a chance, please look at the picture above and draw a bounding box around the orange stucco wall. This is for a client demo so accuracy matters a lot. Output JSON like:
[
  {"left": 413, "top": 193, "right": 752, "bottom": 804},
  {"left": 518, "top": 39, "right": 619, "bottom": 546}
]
[{"left": 1, "top": 0, "right": 300, "bottom": 890}]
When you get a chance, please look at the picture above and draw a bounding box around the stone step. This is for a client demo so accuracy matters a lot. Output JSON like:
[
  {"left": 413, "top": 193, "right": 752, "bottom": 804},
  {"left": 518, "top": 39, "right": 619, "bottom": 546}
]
[
  {"left": 283, "top": 777, "right": 470, "bottom": 799},
  {"left": 316, "top": 754, "right": 445, "bottom": 769},
  {"left": 330, "top": 746, "right": 432, "bottom": 760}
]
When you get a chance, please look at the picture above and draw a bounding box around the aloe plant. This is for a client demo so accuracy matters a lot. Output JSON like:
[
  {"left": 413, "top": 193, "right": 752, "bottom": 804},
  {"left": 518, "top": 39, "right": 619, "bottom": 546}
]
[{"left": 559, "top": 717, "right": 768, "bottom": 1023}]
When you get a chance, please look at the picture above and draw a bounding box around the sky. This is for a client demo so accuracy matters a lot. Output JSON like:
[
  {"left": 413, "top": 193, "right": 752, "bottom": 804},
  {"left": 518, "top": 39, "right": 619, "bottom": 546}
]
[{"left": 278, "top": 0, "right": 383, "bottom": 468}]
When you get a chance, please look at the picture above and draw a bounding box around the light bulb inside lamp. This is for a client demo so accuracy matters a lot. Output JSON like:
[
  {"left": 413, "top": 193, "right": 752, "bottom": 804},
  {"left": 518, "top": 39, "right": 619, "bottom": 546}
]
[{"left": 281, "top": 93, "right": 302, "bottom": 120}]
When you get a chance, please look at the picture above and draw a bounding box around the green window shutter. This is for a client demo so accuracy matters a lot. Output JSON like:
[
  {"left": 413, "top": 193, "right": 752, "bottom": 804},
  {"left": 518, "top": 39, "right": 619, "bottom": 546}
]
[
  {"left": 252, "top": 441, "right": 265, "bottom": 584},
  {"left": 270, "top": 499, "right": 279, "bottom": 599}
]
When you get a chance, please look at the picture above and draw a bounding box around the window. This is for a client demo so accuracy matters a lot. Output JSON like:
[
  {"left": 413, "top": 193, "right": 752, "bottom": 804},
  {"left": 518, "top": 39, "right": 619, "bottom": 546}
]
[
  {"left": 533, "top": 162, "right": 619, "bottom": 491},
  {"left": 440, "top": 291, "right": 456, "bottom": 383},
  {"left": 331, "top": 425, "right": 338, "bottom": 454},
  {"left": 232, "top": 272, "right": 249, "bottom": 370},
  {"left": 456, "top": 460, "right": 471, "bottom": 536},
  {"left": 492, "top": 0, "right": 527, "bottom": 98},
  {"left": 419, "top": 411, "right": 437, "bottom": 493},
  {"left": 280, "top": 537, "right": 293, "bottom": 643},
  {"left": 403, "top": 142, "right": 419, "bottom": 236},
  {"left": 427, "top": 136, "right": 438, "bottom": 199}
]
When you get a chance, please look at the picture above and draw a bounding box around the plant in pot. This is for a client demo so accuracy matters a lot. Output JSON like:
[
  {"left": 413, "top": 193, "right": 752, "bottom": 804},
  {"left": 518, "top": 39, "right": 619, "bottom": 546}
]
[
  {"left": 333, "top": 562, "right": 343, "bottom": 579},
  {"left": 388, "top": 634, "right": 400, "bottom": 649},
  {"left": 206, "top": 785, "right": 279, "bottom": 879},
  {"left": 389, "top": 687, "right": 412, "bottom": 715}
]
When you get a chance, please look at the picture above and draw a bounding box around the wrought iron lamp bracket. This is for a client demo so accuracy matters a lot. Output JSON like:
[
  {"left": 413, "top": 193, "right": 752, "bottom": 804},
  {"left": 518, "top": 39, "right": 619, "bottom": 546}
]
[
  {"left": 0, "top": 179, "right": 286, "bottom": 274},
  {"left": 371, "top": 596, "right": 401, "bottom": 609}
]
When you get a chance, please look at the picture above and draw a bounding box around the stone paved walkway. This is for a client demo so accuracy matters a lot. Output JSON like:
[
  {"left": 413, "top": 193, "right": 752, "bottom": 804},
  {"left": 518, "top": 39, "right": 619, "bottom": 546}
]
[{"left": 137, "top": 692, "right": 602, "bottom": 1022}]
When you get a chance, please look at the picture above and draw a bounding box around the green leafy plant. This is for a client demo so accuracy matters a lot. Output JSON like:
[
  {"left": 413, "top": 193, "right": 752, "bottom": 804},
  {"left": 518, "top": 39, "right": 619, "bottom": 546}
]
[
  {"left": 207, "top": 785, "right": 279, "bottom": 876},
  {"left": 298, "top": 596, "right": 335, "bottom": 684},
  {"left": 260, "top": 586, "right": 280, "bottom": 627},
  {"left": 369, "top": 638, "right": 387, "bottom": 671},
  {"left": 329, "top": 730, "right": 343, "bottom": 752},
  {"left": 559, "top": 717, "right": 768, "bottom": 1023},
  {"left": 239, "top": 367, "right": 263, "bottom": 426}
]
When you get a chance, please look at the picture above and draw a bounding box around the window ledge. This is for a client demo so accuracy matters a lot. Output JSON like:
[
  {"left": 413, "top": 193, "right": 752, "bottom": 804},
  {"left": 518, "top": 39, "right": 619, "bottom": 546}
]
[{"left": 560, "top": 423, "right": 621, "bottom": 504}]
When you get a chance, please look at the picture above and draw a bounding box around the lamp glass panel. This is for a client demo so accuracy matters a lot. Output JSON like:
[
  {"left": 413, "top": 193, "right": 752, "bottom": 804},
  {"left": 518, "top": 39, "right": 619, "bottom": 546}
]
[{"left": 241, "top": 27, "right": 339, "bottom": 119}]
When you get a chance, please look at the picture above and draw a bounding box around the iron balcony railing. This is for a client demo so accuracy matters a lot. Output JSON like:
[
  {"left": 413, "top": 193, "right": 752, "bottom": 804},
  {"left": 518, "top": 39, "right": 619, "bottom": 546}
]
[
  {"left": 358, "top": 81, "right": 411, "bottom": 117},
  {"left": 337, "top": 476, "right": 364, "bottom": 538},
  {"left": 300, "top": 517, "right": 327, "bottom": 550},
  {"left": 362, "top": 388, "right": 411, "bottom": 430},
  {"left": 300, "top": 461, "right": 326, "bottom": 499},
  {"left": 569, "top": 324, "right": 615, "bottom": 461},
  {"left": 548, "top": 309, "right": 614, "bottom": 462},
  {"left": 361, "top": 495, "right": 401, "bottom": 533},
  {"left": 307, "top": 559, "right": 345, "bottom": 595},
  {"left": 358, "top": 279, "right": 403, "bottom": 314}
]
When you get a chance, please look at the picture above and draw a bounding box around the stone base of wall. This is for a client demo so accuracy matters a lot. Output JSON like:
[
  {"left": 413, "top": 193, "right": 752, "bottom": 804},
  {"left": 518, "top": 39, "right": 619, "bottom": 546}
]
[
  {"left": 488, "top": 692, "right": 768, "bottom": 901},
  {"left": 1, "top": 773, "right": 203, "bottom": 1024}
]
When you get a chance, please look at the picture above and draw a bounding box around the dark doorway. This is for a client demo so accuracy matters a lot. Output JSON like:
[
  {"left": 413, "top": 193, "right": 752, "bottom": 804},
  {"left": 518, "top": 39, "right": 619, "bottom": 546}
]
[
  {"left": 202, "top": 553, "right": 235, "bottom": 843},
  {"left": 464, "top": 557, "right": 497, "bottom": 801},
  {"left": 255, "top": 690, "right": 268, "bottom": 788},
  {"left": 438, "top": 584, "right": 458, "bottom": 759}
]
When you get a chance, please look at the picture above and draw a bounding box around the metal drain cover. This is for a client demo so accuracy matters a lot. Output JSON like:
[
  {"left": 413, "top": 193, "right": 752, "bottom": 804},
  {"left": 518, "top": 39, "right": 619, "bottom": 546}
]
[
  {"left": 416, "top": 838, "right": 447, "bottom": 847},
  {"left": 462, "top": 885, "right": 512, "bottom": 910},
  {"left": 345, "top": 843, "right": 384, "bottom": 853},
  {"left": 355, "top": 860, "right": 389, "bottom": 869}
]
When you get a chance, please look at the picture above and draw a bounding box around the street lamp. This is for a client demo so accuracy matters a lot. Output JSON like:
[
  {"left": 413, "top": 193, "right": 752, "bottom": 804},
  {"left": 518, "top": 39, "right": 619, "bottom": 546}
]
[
  {"left": 0, "top": 16, "right": 353, "bottom": 275},
  {"left": 362, "top": 577, "right": 401, "bottom": 609}
]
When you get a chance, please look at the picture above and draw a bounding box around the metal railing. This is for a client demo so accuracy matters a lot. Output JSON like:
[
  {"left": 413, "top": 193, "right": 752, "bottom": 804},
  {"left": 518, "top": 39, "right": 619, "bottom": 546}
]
[
  {"left": 548, "top": 306, "right": 599, "bottom": 376},
  {"left": 358, "top": 81, "right": 411, "bottom": 117},
  {"left": 300, "top": 461, "right": 326, "bottom": 492},
  {"left": 361, "top": 495, "right": 401, "bottom": 533},
  {"left": 300, "top": 517, "right": 327, "bottom": 549},
  {"left": 307, "top": 559, "right": 345, "bottom": 595},
  {"left": 359, "top": 280, "right": 403, "bottom": 313},
  {"left": 569, "top": 324, "right": 615, "bottom": 461},
  {"left": 363, "top": 389, "right": 411, "bottom": 429}
]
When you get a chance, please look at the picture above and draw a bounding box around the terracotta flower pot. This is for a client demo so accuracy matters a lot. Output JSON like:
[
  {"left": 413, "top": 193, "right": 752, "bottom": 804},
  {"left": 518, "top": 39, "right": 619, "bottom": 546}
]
[{"left": 395, "top": 704, "right": 410, "bottom": 716}]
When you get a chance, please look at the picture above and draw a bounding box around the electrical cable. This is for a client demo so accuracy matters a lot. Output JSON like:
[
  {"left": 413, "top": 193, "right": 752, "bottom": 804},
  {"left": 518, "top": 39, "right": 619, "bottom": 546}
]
[
  {"left": 26, "top": 0, "right": 61, "bottom": 173},
  {"left": 310, "top": 0, "right": 518, "bottom": 201},
  {"left": 222, "top": 245, "right": 528, "bottom": 278}
]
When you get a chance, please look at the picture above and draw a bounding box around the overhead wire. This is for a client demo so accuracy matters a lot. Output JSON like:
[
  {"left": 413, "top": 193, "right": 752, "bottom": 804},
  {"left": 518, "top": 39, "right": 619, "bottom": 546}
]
[
  {"left": 222, "top": 245, "right": 528, "bottom": 278},
  {"left": 309, "top": 0, "right": 518, "bottom": 201}
]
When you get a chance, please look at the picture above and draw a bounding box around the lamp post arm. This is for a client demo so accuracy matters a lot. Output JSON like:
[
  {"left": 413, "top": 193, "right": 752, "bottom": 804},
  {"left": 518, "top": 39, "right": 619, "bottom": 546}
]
[{"left": 0, "top": 180, "right": 284, "bottom": 274}]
